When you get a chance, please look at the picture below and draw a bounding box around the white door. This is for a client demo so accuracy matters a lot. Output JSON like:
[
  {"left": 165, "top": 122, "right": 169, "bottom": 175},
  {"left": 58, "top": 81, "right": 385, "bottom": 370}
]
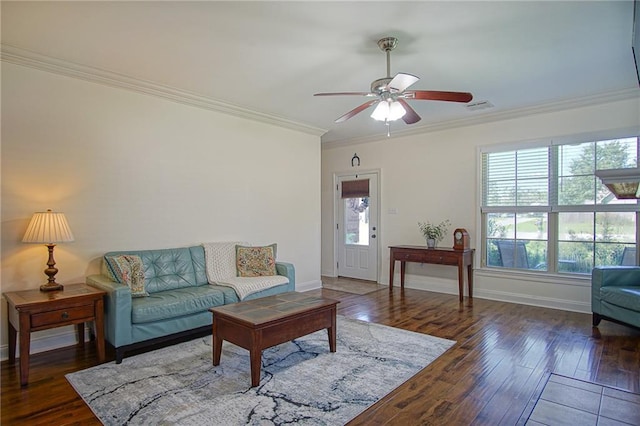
[{"left": 337, "top": 173, "right": 378, "bottom": 281}]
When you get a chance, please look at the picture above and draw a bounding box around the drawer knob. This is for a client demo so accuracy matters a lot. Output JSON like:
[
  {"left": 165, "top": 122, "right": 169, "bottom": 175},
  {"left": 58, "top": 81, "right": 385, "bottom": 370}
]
[{"left": 61, "top": 312, "right": 69, "bottom": 319}]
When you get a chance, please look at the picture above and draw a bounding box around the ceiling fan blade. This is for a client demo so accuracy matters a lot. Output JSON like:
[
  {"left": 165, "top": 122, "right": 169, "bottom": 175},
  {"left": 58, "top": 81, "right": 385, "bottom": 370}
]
[
  {"left": 335, "top": 99, "right": 379, "bottom": 123},
  {"left": 396, "top": 99, "right": 421, "bottom": 125},
  {"left": 403, "top": 90, "right": 473, "bottom": 103},
  {"left": 388, "top": 73, "right": 419, "bottom": 92},
  {"left": 314, "top": 92, "right": 375, "bottom": 97}
]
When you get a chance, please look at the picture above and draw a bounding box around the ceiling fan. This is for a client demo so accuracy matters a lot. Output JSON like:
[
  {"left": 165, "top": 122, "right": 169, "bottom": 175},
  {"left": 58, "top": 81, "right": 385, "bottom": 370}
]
[{"left": 314, "top": 37, "right": 473, "bottom": 125}]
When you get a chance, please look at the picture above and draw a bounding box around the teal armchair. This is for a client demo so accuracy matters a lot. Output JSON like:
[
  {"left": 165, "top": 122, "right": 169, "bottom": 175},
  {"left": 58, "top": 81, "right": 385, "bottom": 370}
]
[{"left": 591, "top": 266, "right": 640, "bottom": 330}]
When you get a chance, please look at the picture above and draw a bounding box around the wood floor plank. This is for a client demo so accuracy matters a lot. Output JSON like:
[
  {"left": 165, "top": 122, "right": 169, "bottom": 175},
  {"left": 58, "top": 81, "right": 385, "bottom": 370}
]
[{"left": 2, "top": 281, "right": 639, "bottom": 425}]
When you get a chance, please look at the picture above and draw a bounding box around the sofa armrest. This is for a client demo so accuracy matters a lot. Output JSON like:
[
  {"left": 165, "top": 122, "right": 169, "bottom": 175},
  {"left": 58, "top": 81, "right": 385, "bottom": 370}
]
[
  {"left": 592, "top": 266, "right": 640, "bottom": 288},
  {"left": 86, "top": 274, "right": 133, "bottom": 348},
  {"left": 591, "top": 266, "right": 640, "bottom": 314},
  {"left": 276, "top": 262, "right": 295, "bottom": 289}
]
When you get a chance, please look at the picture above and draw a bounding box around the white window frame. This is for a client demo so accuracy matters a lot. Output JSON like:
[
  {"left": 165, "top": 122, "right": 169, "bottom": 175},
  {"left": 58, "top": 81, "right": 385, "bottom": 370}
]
[{"left": 477, "top": 129, "right": 640, "bottom": 279}]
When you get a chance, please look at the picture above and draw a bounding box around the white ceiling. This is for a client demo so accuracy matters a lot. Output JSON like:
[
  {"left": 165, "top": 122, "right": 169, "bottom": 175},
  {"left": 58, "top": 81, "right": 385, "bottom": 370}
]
[{"left": 2, "top": 1, "right": 639, "bottom": 145}]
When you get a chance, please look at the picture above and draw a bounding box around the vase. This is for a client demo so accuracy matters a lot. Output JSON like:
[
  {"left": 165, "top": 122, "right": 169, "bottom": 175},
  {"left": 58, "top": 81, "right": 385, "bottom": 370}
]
[{"left": 426, "top": 238, "right": 436, "bottom": 249}]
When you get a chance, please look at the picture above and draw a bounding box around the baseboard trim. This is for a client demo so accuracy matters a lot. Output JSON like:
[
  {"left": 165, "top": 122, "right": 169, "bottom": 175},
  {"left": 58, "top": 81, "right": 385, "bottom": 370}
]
[
  {"left": 397, "top": 279, "right": 591, "bottom": 313},
  {"left": 297, "top": 279, "right": 322, "bottom": 292},
  {"left": 0, "top": 325, "right": 87, "bottom": 362}
]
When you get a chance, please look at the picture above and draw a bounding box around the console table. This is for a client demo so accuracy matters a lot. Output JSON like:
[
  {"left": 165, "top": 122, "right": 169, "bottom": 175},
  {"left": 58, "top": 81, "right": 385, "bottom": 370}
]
[{"left": 389, "top": 245, "right": 474, "bottom": 302}]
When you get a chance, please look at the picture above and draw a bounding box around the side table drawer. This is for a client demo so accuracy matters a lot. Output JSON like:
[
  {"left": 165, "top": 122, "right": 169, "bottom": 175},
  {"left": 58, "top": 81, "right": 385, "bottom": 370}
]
[
  {"left": 395, "top": 251, "right": 426, "bottom": 262},
  {"left": 31, "top": 305, "right": 94, "bottom": 328},
  {"left": 394, "top": 250, "right": 460, "bottom": 265},
  {"left": 421, "top": 252, "right": 459, "bottom": 265}
]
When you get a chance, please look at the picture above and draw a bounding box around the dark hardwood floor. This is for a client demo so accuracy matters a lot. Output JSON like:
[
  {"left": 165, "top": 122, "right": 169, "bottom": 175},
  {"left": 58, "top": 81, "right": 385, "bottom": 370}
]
[{"left": 2, "top": 280, "right": 639, "bottom": 425}]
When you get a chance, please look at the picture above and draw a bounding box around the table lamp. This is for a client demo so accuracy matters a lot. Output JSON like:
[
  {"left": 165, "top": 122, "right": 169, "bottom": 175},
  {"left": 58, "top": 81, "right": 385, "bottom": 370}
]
[{"left": 22, "top": 209, "right": 75, "bottom": 291}]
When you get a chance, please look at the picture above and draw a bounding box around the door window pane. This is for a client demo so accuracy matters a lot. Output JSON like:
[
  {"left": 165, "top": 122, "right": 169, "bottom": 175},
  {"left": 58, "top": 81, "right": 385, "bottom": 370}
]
[{"left": 344, "top": 197, "right": 369, "bottom": 246}]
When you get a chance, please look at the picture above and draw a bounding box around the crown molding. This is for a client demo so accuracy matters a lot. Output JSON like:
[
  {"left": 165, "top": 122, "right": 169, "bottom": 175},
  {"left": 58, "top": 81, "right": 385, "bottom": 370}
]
[
  {"left": 1, "top": 44, "right": 326, "bottom": 137},
  {"left": 3, "top": 44, "right": 636, "bottom": 146},
  {"left": 321, "top": 87, "right": 640, "bottom": 150}
]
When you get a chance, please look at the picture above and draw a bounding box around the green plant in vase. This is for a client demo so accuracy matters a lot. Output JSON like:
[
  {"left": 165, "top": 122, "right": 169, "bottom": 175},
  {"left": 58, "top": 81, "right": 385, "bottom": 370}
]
[{"left": 418, "top": 220, "right": 451, "bottom": 248}]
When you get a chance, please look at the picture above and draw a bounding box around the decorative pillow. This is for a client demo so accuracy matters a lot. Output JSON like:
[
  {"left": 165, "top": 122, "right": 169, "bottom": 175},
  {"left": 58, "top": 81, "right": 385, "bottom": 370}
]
[
  {"left": 236, "top": 244, "right": 277, "bottom": 277},
  {"left": 105, "top": 254, "right": 148, "bottom": 297}
]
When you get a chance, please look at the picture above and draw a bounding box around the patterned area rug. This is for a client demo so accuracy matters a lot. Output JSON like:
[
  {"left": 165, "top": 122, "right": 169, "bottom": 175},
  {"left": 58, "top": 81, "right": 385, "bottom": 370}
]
[{"left": 67, "top": 316, "right": 455, "bottom": 425}]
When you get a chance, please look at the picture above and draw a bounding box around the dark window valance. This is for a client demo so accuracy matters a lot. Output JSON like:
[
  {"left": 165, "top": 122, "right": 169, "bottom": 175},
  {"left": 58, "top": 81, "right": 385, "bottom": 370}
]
[{"left": 342, "top": 179, "right": 370, "bottom": 199}]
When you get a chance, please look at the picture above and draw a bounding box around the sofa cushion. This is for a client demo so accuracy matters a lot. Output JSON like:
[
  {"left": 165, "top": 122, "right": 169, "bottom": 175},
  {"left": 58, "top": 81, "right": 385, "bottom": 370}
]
[
  {"left": 104, "top": 248, "right": 198, "bottom": 293},
  {"left": 236, "top": 244, "right": 277, "bottom": 277},
  {"left": 600, "top": 286, "right": 640, "bottom": 311},
  {"left": 105, "top": 255, "right": 148, "bottom": 297},
  {"left": 131, "top": 285, "right": 226, "bottom": 324}
]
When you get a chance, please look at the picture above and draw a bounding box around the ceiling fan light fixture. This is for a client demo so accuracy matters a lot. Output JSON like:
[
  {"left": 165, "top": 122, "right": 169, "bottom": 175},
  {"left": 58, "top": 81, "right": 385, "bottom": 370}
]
[
  {"left": 371, "top": 100, "right": 406, "bottom": 122},
  {"left": 388, "top": 101, "right": 406, "bottom": 121},
  {"left": 371, "top": 101, "right": 389, "bottom": 121}
]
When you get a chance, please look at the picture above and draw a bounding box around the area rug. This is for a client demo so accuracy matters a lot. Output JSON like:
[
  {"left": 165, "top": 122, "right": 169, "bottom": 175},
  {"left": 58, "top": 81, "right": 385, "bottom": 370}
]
[
  {"left": 322, "top": 280, "right": 387, "bottom": 295},
  {"left": 66, "top": 316, "right": 455, "bottom": 425}
]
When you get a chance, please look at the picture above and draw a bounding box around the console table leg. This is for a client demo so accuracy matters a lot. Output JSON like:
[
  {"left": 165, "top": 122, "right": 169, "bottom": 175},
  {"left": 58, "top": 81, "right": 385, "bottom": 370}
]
[
  {"left": 389, "top": 258, "right": 395, "bottom": 290},
  {"left": 458, "top": 263, "right": 464, "bottom": 303},
  {"left": 468, "top": 264, "right": 474, "bottom": 299}
]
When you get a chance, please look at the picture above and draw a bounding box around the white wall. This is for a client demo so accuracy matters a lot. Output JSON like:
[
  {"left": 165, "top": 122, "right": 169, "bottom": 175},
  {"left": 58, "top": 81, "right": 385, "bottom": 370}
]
[
  {"left": 1, "top": 62, "right": 322, "bottom": 356},
  {"left": 322, "top": 96, "right": 640, "bottom": 313}
]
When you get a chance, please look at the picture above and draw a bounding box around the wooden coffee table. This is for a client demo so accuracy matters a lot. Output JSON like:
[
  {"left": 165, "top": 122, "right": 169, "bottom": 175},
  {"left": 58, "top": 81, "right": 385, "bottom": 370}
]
[{"left": 209, "top": 292, "right": 339, "bottom": 387}]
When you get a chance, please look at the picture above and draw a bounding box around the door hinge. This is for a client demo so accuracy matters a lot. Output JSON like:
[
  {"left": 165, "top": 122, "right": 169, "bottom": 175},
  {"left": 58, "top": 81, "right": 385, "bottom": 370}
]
[
  {"left": 337, "top": 262, "right": 339, "bottom": 269},
  {"left": 336, "top": 223, "right": 339, "bottom": 230},
  {"left": 336, "top": 184, "right": 339, "bottom": 191}
]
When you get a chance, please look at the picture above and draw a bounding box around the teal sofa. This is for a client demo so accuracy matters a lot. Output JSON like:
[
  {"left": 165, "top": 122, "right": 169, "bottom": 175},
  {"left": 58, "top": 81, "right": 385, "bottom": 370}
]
[
  {"left": 591, "top": 266, "right": 640, "bottom": 330},
  {"left": 87, "top": 245, "right": 295, "bottom": 363}
]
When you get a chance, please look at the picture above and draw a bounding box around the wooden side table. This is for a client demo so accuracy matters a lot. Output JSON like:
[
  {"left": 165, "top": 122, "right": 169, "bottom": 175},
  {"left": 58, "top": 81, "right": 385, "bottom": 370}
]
[
  {"left": 389, "top": 245, "right": 474, "bottom": 302},
  {"left": 4, "top": 283, "right": 106, "bottom": 386}
]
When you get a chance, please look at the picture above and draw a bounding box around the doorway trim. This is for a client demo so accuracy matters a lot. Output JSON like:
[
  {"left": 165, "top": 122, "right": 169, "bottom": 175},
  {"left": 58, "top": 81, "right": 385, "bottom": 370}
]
[{"left": 332, "top": 168, "right": 381, "bottom": 281}]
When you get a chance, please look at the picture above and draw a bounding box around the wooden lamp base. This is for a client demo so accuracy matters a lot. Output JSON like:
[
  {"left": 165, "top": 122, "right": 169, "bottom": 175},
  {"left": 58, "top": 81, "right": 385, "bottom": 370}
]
[{"left": 40, "top": 244, "right": 64, "bottom": 292}]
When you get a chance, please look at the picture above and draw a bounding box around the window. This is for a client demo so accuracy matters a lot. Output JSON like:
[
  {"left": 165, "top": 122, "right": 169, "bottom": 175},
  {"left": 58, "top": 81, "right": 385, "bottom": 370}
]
[
  {"left": 341, "top": 179, "right": 370, "bottom": 246},
  {"left": 481, "top": 135, "right": 639, "bottom": 274}
]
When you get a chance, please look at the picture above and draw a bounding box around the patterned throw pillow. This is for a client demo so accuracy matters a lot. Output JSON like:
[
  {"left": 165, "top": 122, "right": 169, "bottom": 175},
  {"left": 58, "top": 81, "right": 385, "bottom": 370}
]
[
  {"left": 236, "top": 244, "right": 277, "bottom": 277},
  {"left": 105, "top": 254, "right": 148, "bottom": 297}
]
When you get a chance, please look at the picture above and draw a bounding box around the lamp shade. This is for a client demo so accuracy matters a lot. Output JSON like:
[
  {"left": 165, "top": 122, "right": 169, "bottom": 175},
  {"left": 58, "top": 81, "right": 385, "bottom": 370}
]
[
  {"left": 22, "top": 209, "right": 75, "bottom": 244},
  {"left": 370, "top": 100, "right": 407, "bottom": 122},
  {"left": 370, "top": 101, "right": 390, "bottom": 121}
]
